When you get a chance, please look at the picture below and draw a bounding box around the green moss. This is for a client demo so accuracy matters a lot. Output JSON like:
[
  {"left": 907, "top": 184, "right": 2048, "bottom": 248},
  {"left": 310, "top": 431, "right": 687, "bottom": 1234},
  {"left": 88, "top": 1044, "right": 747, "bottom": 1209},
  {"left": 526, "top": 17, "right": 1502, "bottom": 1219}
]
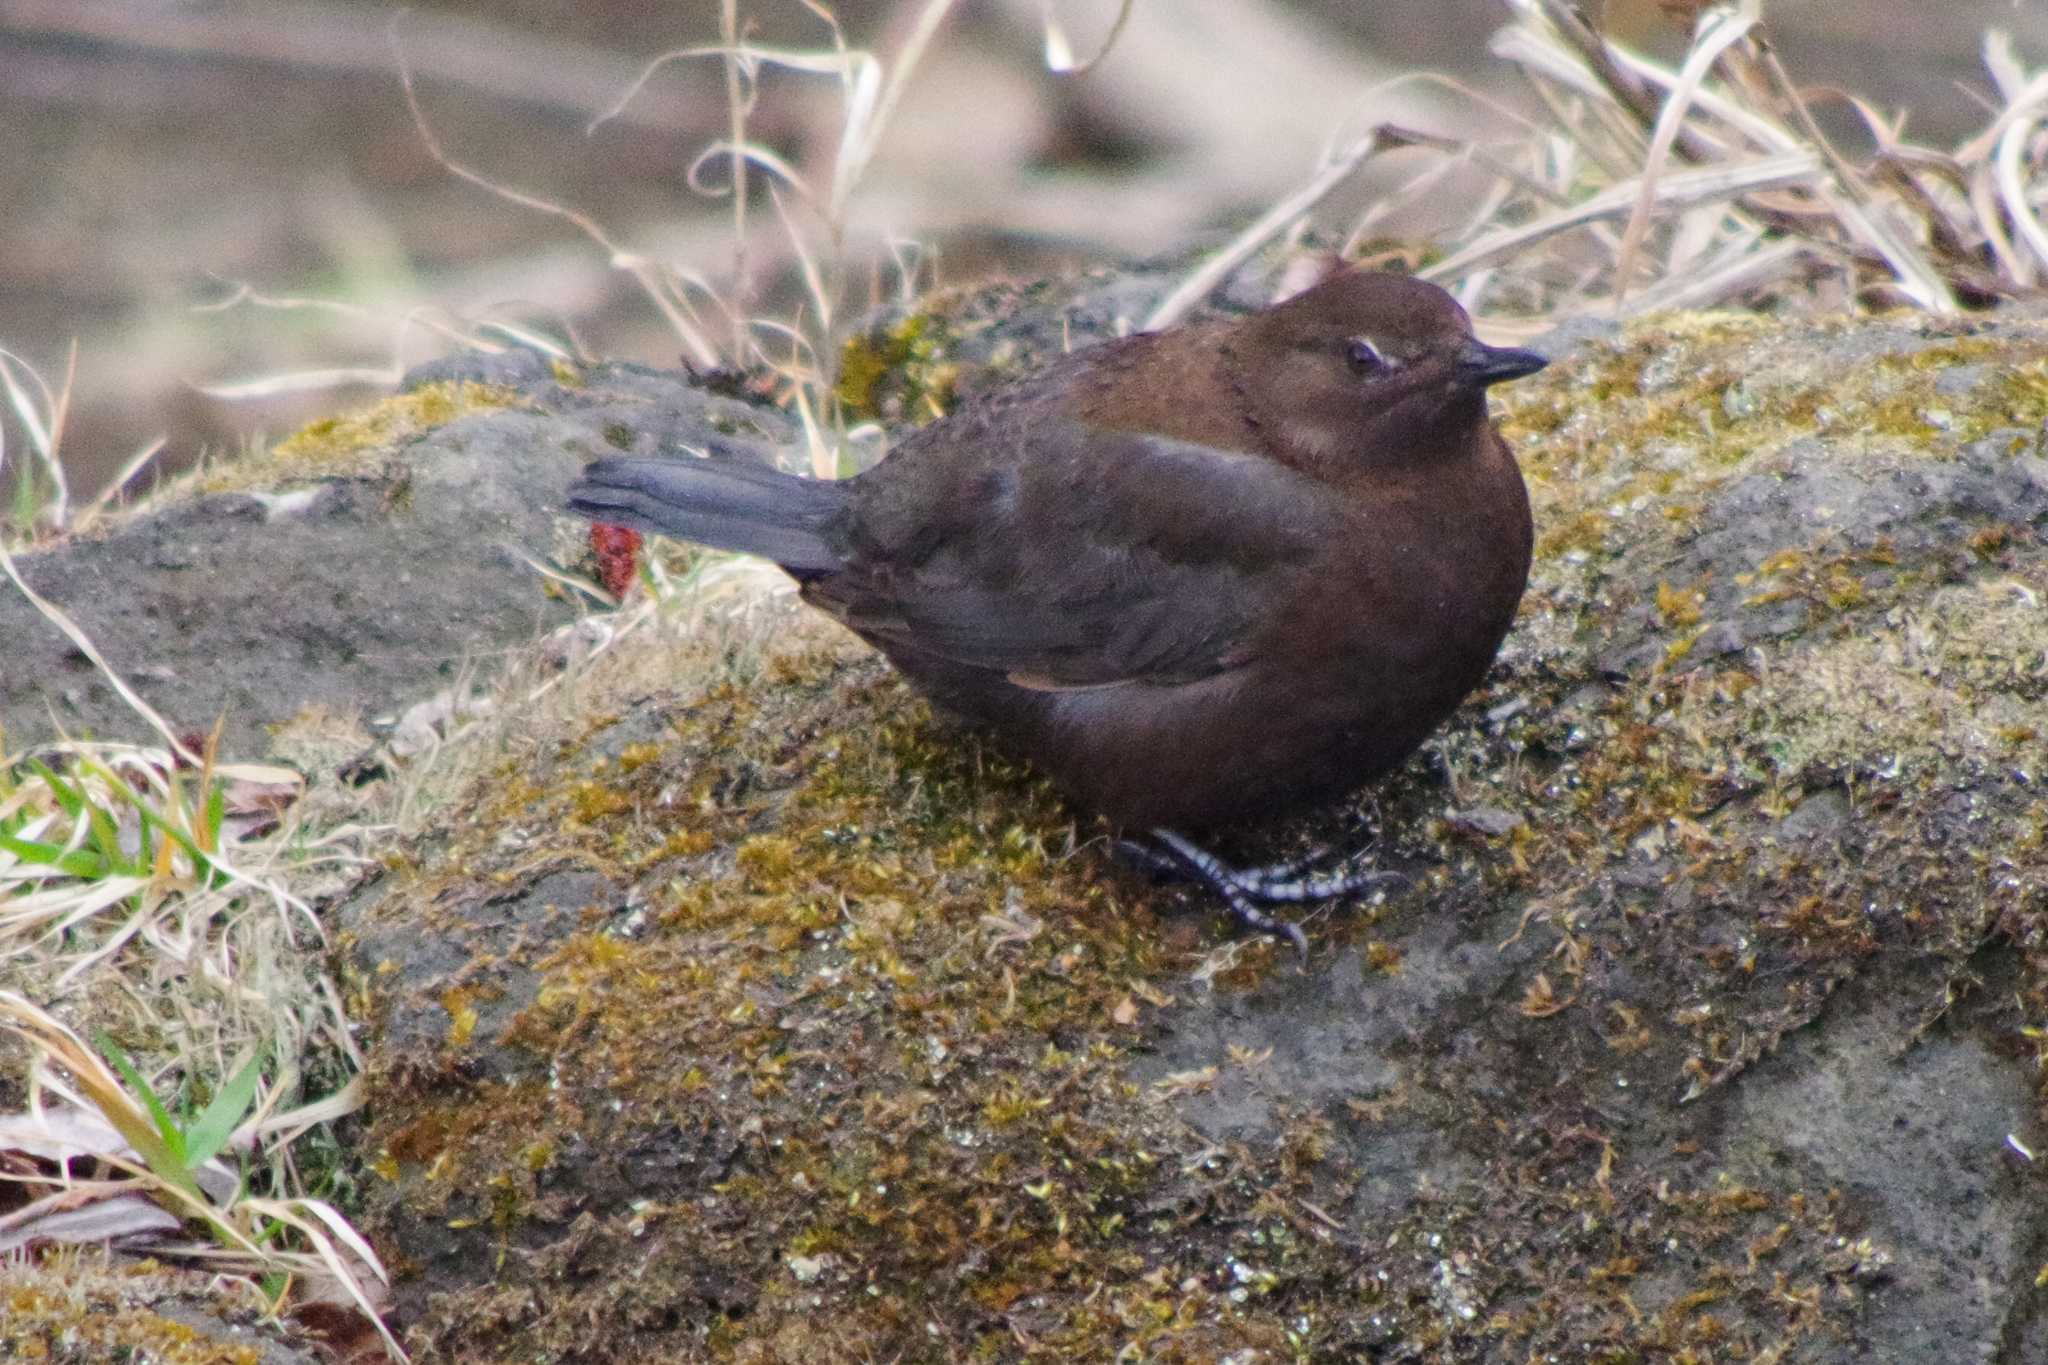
[
  {"left": 269, "top": 381, "right": 518, "bottom": 469},
  {"left": 346, "top": 305, "right": 2048, "bottom": 1362},
  {"left": 568, "top": 780, "right": 632, "bottom": 823},
  {"left": 0, "top": 1256, "right": 281, "bottom": 1364},
  {"left": 835, "top": 313, "right": 960, "bottom": 425}
]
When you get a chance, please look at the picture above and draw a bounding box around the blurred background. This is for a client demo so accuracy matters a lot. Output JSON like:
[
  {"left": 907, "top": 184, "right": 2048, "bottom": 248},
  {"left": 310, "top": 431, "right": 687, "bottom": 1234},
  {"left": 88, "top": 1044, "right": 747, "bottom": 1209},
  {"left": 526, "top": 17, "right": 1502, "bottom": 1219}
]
[{"left": 3, "top": 0, "right": 2043, "bottom": 503}]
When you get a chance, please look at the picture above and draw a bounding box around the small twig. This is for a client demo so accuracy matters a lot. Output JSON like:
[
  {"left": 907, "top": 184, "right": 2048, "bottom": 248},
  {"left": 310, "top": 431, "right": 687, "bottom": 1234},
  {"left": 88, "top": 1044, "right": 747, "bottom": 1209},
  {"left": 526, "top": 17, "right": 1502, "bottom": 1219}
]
[{"left": 1533, "top": 0, "right": 1664, "bottom": 133}]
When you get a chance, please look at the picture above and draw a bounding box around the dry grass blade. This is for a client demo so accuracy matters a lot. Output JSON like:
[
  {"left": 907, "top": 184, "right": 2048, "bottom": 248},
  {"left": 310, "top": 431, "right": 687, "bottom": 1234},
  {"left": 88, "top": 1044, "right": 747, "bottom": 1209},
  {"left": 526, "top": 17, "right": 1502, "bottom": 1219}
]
[
  {"left": 198, "top": 366, "right": 409, "bottom": 400},
  {"left": 1968, "top": 35, "right": 2048, "bottom": 287},
  {"left": 1, "top": 522, "right": 381, "bottom": 1347},
  {"left": 0, "top": 732, "right": 333, "bottom": 1028},
  {"left": 0, "top": 994, "right": 195, "bottom": 1199},
  {"left": 0, "top": 347, "right": 61, "bottom": 464},
  {"left": 1525, "top": 0, "right": 1661, "bottom": 129},
  {"left": 1420, "top": 150, "right": 1820, "bottom": 284},
  {"left": 768, "top": 184, "right": 833, "bottom": 345},
  {"left": 0, "top": 544, "right": 199, "bottom": 766},
  {"left": 831, "top": 0, "right": 958, "bottom": 222},
  {"left": 567, "top": 4, "right": 975, "bottom": 428},
  {"left": 1623, "top": 236, "right": 1812, "bottom": 314},
  {"left": 194, "top": 288, "right": 531, "bottom": 404},
  {"left": 392, "top": 17, "right": 725, "bottom": 371},
  {"left": 1612, "top": 1, "right": 1757, "bottom": 303},
  {"left": 235, "top": 1197, "right": 406, "bottom": 1363},
  {"left": 0, "top": 341, "right": 75, "bottom": 533},
  {"left": 1993, "top": 116, "right": 2048, "bottom": 280},
  {"left": 0, "top": 990, "right": 395, "bottom": 1355},
  {"left": 722, "top": 0, "right": 755, "bottom": 343},
  {"left": 1146, "top": 126, "right": 1414, "bottom": 329},
  {"left": 1400, "top": 0, "right": 2035, "bottom": 322},
  {"left": 1592, "top": 10, "right": 1958, "bottom": 307},
  {"left": 1158, "top": 3, "right": 2016, "bottom": 324},
  {"left": 69, "top": 438, "right": 167, "bottom": 532},
  {"left": 1042, "top": 0, "right": 1136, "bottom": 76},
  {"left": 1827, "top": 191, "right": 1957, "bottom": 309}
]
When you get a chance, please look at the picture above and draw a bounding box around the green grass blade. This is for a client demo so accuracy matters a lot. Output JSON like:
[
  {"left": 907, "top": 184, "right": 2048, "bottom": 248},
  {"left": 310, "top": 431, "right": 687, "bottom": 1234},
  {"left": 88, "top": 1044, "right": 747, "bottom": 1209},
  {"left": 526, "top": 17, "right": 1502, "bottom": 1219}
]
[
  {"left": 84, "top": 801, "right": 139, "bottom": 877},
  {"left": 184, "top": 1050, "right": 265, "bottom": 1170},
  {"left": 132, "top": 803, "right": 221, "bottom": 884},
  {"left": 25, "top": 757, "right": 82, "bottom": 819},
  {"left": 0, "top": 830, "right": 107, "bottom": 878},
  {"left": 95, "top": 1031, "right": 188, "bottom": 1167}
]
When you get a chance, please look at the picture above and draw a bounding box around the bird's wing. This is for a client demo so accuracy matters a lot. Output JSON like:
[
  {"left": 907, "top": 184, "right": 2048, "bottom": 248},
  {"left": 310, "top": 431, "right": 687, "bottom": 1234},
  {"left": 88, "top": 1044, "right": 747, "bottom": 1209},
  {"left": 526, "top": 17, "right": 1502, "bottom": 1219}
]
[{"left": 806, "top": 422, "right": 1345, "bottom": 690}]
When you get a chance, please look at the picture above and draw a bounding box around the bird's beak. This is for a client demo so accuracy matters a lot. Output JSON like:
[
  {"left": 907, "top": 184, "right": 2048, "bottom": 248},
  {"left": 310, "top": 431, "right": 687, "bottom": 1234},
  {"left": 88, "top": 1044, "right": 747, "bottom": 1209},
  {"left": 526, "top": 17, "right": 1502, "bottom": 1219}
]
[{"left": 1456, "top": 340, "right": 1549, "bottom": 388}]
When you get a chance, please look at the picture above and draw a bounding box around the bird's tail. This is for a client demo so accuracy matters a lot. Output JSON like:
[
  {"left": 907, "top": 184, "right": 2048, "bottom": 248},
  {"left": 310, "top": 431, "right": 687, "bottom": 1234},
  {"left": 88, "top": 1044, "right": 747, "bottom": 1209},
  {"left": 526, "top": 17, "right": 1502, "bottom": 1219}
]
[{"left": 566, "top": 455, "right": 848, "bottom": 575}]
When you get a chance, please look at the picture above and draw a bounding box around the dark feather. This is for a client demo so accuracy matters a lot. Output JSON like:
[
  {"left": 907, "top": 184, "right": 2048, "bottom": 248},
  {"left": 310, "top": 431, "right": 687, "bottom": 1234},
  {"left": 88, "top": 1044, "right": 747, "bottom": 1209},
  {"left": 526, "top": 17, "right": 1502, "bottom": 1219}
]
[
  {"left": 566, "top": 456, "right": 848, "bottom": 575},
  {"left": 807, "top": 427, "right": 1343, "bottom": 688}
]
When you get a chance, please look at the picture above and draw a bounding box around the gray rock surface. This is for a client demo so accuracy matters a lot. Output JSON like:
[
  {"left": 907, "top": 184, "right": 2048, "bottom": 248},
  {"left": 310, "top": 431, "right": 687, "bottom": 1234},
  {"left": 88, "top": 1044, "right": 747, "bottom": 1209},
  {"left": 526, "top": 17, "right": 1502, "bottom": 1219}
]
[
  {"left": 9, "top": 284, "right": 2048, "bottom": 1361},
  {"left": 332, "top": 299, "right": 2048, "bottom": 1361},
  {"left": 0, "top": 357, "right": 788, "bottom": 764}
]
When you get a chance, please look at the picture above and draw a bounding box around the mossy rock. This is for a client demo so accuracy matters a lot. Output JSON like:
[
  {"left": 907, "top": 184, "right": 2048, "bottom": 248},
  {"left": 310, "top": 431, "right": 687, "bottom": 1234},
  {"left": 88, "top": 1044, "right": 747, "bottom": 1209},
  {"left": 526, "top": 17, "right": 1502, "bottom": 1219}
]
[{"left": 337, "top": 305, "right": 2048, "bottom": 1362}]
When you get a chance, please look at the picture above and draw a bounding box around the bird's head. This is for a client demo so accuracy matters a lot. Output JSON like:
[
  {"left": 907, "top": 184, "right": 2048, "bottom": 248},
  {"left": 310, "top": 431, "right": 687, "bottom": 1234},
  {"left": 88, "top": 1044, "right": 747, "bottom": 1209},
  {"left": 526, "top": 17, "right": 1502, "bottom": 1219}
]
[{"left": 1235, "top": 270, "right": 1547, "bottom": 468}]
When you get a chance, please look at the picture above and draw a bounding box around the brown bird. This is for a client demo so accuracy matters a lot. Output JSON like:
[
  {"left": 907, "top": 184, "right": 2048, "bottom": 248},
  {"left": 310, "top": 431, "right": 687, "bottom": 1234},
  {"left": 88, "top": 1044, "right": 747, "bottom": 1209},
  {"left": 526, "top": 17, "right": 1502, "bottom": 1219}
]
[{"left": 568, "top": 269, "right": 1545, "bottom": 951}]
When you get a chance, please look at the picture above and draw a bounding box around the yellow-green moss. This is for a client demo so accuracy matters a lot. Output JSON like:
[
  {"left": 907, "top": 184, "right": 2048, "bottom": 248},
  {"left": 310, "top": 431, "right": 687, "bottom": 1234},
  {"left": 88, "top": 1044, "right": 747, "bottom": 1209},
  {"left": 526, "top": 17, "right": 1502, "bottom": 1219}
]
[
  {"left": 0, "top": 1256, "right": 279, "bottom": 1365},
  {"left": 350, "top": 602, "right": 1936, "bottom": 1358},
  {"left": 1501, "top": 313, "right": 2048, "bottom": 577},
  {"left": 269, "top": 380, "right": 519, "bottom": 469},
  {"left": 341, "top": 306, "right": 2048, "bottom": 1363},
  {"left": 835, "top": 314, "right": 959, "bottom": 425}
]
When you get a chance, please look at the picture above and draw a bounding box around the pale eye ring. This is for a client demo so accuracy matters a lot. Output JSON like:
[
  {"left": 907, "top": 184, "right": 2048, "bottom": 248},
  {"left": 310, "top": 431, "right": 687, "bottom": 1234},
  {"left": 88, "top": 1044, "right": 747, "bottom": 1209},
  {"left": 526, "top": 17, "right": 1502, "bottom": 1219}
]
[{"left": 1345, "top": 337, "right": 1386, "bottom": 374}]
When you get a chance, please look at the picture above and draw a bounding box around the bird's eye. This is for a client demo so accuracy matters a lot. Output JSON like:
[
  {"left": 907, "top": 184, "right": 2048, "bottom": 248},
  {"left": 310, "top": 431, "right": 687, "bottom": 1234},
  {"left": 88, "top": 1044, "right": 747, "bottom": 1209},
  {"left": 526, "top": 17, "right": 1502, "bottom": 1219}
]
[{"left": 1345, "top": 337, "right": 1386, "bottom": 374}]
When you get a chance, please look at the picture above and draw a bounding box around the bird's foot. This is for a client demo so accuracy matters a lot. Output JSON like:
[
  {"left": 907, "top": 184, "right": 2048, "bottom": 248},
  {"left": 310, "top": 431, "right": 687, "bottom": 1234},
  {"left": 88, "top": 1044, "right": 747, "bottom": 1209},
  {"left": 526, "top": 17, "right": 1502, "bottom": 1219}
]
[
  {"left": 1130, "top": 828, "right": 1408, "bottom": 958},
  {"left": 1114, "top": 839, "right": 1333, "bottom": 887}
]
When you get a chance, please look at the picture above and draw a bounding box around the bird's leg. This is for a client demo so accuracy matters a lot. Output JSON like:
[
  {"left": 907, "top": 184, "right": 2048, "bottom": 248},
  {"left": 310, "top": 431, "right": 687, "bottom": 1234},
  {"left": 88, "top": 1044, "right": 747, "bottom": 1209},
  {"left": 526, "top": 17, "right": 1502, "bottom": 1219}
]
[
  {"left": 1141, "top": 828, "right": 1409, "bottom": 957},
  {"left": 1110, "top": 839, "right": 1206, "bottom": 883},
  {"left": 1213, "top": 854, "right": 1408, "bottom": 905},
  {"left": 1113, "top": 838, "right": 1337, "bottom": 887},
  {"left": 1123, "top": 830, "right": 1407, "bottom": 901},
  {"left": 1146, "top": 829, "right": 1312, "bottom": 958}
]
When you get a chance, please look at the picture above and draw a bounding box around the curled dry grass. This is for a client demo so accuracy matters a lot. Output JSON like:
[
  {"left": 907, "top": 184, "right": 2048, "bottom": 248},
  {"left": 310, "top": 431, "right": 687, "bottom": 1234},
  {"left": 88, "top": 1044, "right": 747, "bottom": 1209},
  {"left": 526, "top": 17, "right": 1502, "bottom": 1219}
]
[{"left": 1156, "top": 0, "right": 2048, "bottom": 334}]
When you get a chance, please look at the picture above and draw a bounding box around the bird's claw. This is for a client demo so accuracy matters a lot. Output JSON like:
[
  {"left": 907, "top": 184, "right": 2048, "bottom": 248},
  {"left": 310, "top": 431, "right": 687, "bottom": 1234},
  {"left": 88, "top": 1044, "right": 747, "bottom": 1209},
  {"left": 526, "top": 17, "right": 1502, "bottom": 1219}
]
[
  {"left": 1111, "top": 838, "right": 1184, "bottom": 884},
  {"left": 1138, "top": 828, "right": 1406, "bottom": 958}
]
